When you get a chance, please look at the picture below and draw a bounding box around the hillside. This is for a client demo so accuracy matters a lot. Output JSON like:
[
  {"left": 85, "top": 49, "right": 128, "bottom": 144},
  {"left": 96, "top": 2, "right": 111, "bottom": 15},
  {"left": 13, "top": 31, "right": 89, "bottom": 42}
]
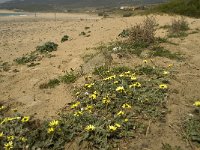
[
  {"left": 153, "top": 0, "right": 200, "bottom": 18},
  {"left": 0, "top": 0, "right": 167, "bottom": 11}
]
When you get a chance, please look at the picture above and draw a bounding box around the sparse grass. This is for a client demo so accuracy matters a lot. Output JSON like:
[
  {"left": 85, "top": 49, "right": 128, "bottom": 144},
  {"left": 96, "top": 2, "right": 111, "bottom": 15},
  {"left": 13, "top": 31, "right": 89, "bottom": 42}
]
[
  {"left": 40, "top": 71, "right": 78, "bottom": 89},
  {"left": 61, "top": 35, "right": 69, "bottom": 43},
  {"left": 150, "top": 46, "right": 182, "bottom": 60},
  {"left": 0, "top": 62, "right": 11, "bottom": 72},
  {"left": 82, "top": 53, "right": 97, "bottom": 63},
  {"left": 60, "top": 72, "right": 77, "bottom": 84},
  {"left": 167, "top": 18, "right": 189, "bottom": 38},
  {"left": 128, "top": 16, "right": 157, "bottom": 47},
  {"left": 14, "top": 42, "right": 58, "bottom": 66},
  {"left": 36, "top": 42, "right": 58, "bottom": 53},
  {"left": 39, "top": 79, "right": 60, "bottom": 89},
  {"left": 162, "top": 143, "right": 182, "bottom": 150},
  {"left": 14, "top": 52, "right": 38, "bottom": 65}
]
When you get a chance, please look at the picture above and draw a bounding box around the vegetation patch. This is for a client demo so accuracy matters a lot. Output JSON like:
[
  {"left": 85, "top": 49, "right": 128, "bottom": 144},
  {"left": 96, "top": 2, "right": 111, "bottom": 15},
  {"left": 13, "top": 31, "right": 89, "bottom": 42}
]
[
  {"left": 184, "top": 101, "right": 200, "bottom": 144},
  {"left": 153, "top": 0, "right": 200, "bottom": 18},
  {"left": 36, "top": 42, "right": 58, "bottom": 53},
  {"left": 39, "top": 71, "right": 77, "bottom": 89},
  {"left": 14, "top": 42, "right": 58, "bottom": 66},
  {"left": 0, "top": 62, "right": 11, "bottom": 72},
  {"left": 149, "top": 46, "right": 182, "bottom": 60},
  {"left": 61, "top": 35, "right": 69, "bottom": 43},
  {"left": 0, "top": 64, "right": 171, "bottom": 149}
]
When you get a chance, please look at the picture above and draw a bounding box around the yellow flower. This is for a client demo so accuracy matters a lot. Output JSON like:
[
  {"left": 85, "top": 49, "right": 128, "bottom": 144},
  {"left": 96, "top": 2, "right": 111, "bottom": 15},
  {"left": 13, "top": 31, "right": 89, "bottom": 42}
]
[
  {"left": 47, "top": 127, "right": 55, "bottom": 134},
  {"left": 117, "top": 110, "right": 125, "bottom": 116},
  {"left": 7, "top": 136, "right": 14, "bottom": 141},
  {"left": 85, "top": 83, "right": 94, "bottom": 88},
  {"left": 124, "top": 71, "right": 131, "bottom": 75},
  {"left": 0, "top": 132, "right": 4, "bottom": 138},
  {"left": 4, "top": 141, "right": 13, "bottom": 150},
  {"left": 168, "top": 64, "right": 173, "bottom": 68},
  {"left": 74, "top": 111, "right": 83, "bottom": 117},
  {"left": 159, "top": 84, "right": 168, "bottom": 89},
  {"left": 116, "top": 86, "right": 125, "bottom": 93},
  {"left": 85, "top": 105, "right": 93, "bottom": 112},
  {"left": 124, "top": 118, "right": 129, "bottom": 122},
  {"left": 114, "top": 123, "right": 121, "bottom": 128},
  {"left": 114, "top": 81, "right": 119, "bottom": 84},
  {"left": 21, "top": 116, "right": 30, "bottom": 123},
  {"left": 129, "top": 82, "right": 141, "bottom": 88},
  {"left": 103, "top": 75, "right": 116, "bottom": 81},
  {"left": 0, "top": 106, "right": 5, "bottom": 111},
  {"left": 163, "top": 71, "right": 169, "bottom": 75},
  {"left": 71, "top": 101, "right": 80, "bottom": 109},
  {"left": 119, "top": 74, "right": 125, "bottom": 77},
  {"left": 143, "top": 60, "right": 147, "bottom": 64},
  {"left": 122, "top": 103, "right": 132, "bottom": 109},
  {"left": 193, "top": 101, "right": 200, "bottom": 107},
  {"left": 85, "top": 125, "right": 95, "bottom": 131},
  {"left": 20, "top": 137, "right": 27, "bottom": 142},
  {"left": 131, "top": 76, "right": 137, "bottom": 81},
  {"left": 89, "top": 94, "right": 97, "bottom": 100},
  {"left": 102, "top": 97, "right": 111, "bottom": 104},
  {"left": 108, "top": 125, "right": 117, "bottom": 132},
  {"left": 134, "top": 82, "right": 141, "bottom": 88},
  {"left": 49, "top": 120, "right": 59, "bottom": 127}
]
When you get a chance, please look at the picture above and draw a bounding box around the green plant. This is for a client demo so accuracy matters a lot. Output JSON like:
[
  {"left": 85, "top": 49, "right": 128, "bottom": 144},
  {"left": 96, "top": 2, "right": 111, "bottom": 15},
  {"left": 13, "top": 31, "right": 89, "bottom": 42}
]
[
  {"left": 39, "top": 79, "right": 60, "bottom": 89},
  {"left": 150, "top": 46, "right": 182, "bottom": 60},
  {"left": 36, "top": 42, "right": 58, "bottom": 53},
  {"left": 128, "top": 16, "right": 157, "bottom": 47},
  {"left": 61, "top": 35, "right": 69, "bottom": 43},
  {"left": 167, "top": 17, "right": 189, "bottom": 38},
  {"left": 153, "top": 0, "right": 200, "bottom": 18},
  {"left": 162, "top": 143, "right": 182, "bottom": 150},
  {"left": 0, "top": 64, "right": 171, "bottom": 149},
  {"left": 60, "top": 72, "right": 77, "bottom": 84},
  {"left": 14, "top": 52, "right": 38, "bottom": 64}
]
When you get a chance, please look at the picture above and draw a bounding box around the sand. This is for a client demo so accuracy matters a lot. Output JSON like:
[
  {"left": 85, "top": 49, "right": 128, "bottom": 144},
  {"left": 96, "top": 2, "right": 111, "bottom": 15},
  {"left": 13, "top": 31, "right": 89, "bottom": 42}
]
[{"left": 0, "top": 11, "right": 200, "bottom": 149}]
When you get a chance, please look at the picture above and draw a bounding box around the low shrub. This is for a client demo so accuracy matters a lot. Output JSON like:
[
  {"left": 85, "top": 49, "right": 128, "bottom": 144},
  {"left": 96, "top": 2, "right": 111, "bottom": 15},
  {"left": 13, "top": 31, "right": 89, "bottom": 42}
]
[
  {"left": 36, "top": 42, "right": 58, "bottom": 53},
  {"left": 61, "top": 35, "right": 69, "bottom": 43}
]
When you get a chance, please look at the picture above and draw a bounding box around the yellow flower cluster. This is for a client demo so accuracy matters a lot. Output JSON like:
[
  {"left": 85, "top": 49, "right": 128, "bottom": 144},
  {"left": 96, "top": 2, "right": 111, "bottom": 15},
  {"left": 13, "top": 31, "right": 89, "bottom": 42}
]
[
  {"left": 129, "top": 82, "right": 141, "bottom": 88},
  {"left": 4, "top": 141, "right": 13, "bottom": 150},
  {"left": 103, "top": 75, "right": 116, "bottom": 81},
  {"left": 102, "top": 96, "right": 111, "bottom": 104},
  {"left": 116, "top": 86, "right": 125, "bottom": 93},
  {"left": 71, "top": 101, "right": 80, "bottom": 109},
  {"left": 163, "top": 71, "right": 169, "bottom": 75},
  {"left": 7, "top": 136, "right": 14, "bottom": 141},
  {"left": 193, "top": 101, "right": 200, "bottom": 107},
  {"left": 85, "top": 124, "right": 95, "bottom": 131},
  {"left": 74, "top": 111, "right": 83, "bottom": 117},
  {"left": 1, "top": 117, "right": 21, "bottom": 124},
  {"left": 85, "top": 83, "right": 94, "bottom": 88},
  {"left": 108, "top": 123, "right": 121, "bottom": 132},
  {"left": 85, "top": 105, "right": 93, "bottom": 113},
  {"left": 48, "top": 120, "right": 59, "bottom": 134},
  {"left": 117, "top": 110, "right": 125, "bottom": 116},
  {"left": 122, "top": 103, "right": 132, "bottom": 109}
]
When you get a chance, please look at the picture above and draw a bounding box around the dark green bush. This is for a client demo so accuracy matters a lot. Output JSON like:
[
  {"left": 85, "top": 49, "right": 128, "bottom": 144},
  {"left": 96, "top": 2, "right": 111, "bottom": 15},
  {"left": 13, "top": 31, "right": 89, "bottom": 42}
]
[
  {"left": 36, "top": 42, "right": 58, "bottom": 53},
  {"left": 61, "top": 35, "right": 69, "bottom": 43}
]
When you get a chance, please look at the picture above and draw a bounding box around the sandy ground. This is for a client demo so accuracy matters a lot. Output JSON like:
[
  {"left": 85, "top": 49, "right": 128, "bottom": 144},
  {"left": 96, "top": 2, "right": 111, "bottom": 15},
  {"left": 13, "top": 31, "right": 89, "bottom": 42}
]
[{"left": 0, "top": 11, "right": 200, "bottom": 149}]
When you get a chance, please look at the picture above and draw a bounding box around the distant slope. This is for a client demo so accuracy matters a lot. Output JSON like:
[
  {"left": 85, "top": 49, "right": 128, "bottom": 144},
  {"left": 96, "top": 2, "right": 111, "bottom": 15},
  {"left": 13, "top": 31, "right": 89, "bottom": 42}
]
[
  {"left": 0, "top": 0, "right": 167, "bottom": 11},
  {"left": 154, "top": 0, "right": 200, "bottom": 18}
]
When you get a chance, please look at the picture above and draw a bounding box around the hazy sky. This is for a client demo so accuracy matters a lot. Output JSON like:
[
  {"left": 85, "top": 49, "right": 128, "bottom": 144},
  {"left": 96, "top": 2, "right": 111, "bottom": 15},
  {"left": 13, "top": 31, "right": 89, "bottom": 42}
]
[{"left": 0, "top": 0, "right": 10, "bottom": 3}]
